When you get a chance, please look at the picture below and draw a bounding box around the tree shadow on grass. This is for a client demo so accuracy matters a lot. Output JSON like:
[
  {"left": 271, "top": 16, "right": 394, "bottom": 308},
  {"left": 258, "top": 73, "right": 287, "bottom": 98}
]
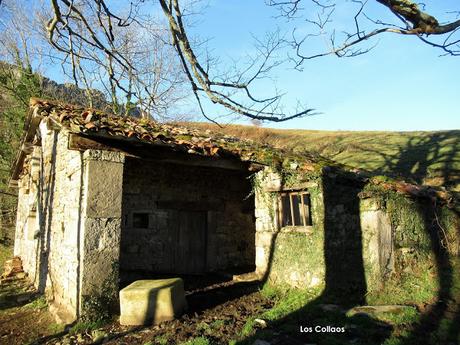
[{"left": 355, "top": 131, "right": 460, "bottom": 190}]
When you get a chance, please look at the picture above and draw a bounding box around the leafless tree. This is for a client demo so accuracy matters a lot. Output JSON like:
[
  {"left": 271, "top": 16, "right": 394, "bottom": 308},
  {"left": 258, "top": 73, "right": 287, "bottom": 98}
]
[
  {"left": 100, "top": 21, "right": 190, "bottom": 118},
  {"left": 22, "top": 1, "right": 460, "bottom": 121},
  {"left": 267, "top": 0, "right": 460, "bottom": 67},
  {"left": 0, "top": 0, "right": 191, "bottom": 120},
  {"left": 42, "top": 0, "right": 315, "bottom": 122}
]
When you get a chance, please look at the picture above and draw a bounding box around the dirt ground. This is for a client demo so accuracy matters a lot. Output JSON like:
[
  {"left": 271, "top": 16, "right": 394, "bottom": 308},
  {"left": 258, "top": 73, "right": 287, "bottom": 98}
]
[
  {"left": 0, "top": 273, "right": 277, "bottom": 345},
  {"left": 0, "top": 275, "right": 65, "bottom": 345},
  {"left": 1, "top": 271, "right": 459, "bottom": 345}
]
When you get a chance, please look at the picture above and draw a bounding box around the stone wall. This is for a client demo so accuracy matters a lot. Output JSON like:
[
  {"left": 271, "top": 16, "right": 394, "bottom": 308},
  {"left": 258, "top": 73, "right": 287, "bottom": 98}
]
[
  {"left": 14, "top": 128, "right": 256, "bottom": 321},
  {"left": 14, "top": 124, "right": 126, "bottom": 322},
  {"left": 79, "top": 150, "right": 124, "bottom": 321},
  {"left": 14, "top": 121, "right": 85, "bottom": 322},
  {"left": 14, "top": 123, "right": 459, "bottom": 321},
  {"left": 360, "top": 198, "right": 393, "bottom": 291},
  {"left": 120, "top": 157, "right": 255, "bottom": 280},
  {"left": 254, "top": 168, "right": 325, "bottom": 289},
  {"left": 254, "top": 168, "right": 459, "bottom": 306},
  {"left": 364, "top": 193, "right": 459, "bottom": 304},
  {"left": 13, "top": 146, "right": 41, "bottom": 281}
]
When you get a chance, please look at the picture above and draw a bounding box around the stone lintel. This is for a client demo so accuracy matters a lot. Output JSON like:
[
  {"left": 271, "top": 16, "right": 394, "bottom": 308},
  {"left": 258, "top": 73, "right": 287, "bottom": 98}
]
[{"left": 83, "top": 149, "right": 125, "bottom": 163}]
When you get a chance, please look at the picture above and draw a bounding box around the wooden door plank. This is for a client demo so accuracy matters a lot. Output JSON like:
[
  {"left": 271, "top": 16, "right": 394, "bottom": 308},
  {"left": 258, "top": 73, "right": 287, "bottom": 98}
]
[{"left": 174, "top": 211, "right": 206, "bottom": 274}]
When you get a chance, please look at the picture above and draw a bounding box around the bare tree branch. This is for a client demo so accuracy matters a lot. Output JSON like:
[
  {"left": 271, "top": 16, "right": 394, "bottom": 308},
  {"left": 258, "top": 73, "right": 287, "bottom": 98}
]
[
  {"left": 269, "top": 0, "right": 460, "bottom": 65},
  {"left": 159, "top": 0, "right": 314, "bottom": 121},
  {"left": 39, "top": 0, "right": 460, "bottom": 121}
]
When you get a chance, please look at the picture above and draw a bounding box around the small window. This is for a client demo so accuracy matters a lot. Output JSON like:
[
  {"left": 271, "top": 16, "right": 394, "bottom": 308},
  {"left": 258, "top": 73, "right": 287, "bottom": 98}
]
[
  {"left": 133, "top": 212, "right": 149, "bottom": 228},
  {"left": 279, "top": 191, "right": 312, "bottom": 227}
]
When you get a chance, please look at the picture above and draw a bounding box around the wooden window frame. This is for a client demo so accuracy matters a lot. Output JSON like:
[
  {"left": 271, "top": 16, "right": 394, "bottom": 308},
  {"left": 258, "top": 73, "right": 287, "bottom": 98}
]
[{"left": 278, "top": 190, "right": 312, "bottom": 227}]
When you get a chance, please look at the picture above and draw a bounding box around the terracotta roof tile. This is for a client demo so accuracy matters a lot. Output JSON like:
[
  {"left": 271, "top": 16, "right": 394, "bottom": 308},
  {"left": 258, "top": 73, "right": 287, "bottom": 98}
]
[{"left": 29, "top": 98, "right": 327, "bottom": 170}]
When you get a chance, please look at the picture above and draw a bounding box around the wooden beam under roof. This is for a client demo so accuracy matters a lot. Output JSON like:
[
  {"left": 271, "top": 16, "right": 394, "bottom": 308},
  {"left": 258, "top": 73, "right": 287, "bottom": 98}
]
[{"left": 68, "top": 133, "right": 263, "bottom": 172}]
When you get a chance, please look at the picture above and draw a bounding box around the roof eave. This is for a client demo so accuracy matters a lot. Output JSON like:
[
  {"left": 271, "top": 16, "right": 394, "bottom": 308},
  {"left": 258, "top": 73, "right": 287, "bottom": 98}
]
[{"left": 9, "top": 106, "right": 43, "bottom": 187}]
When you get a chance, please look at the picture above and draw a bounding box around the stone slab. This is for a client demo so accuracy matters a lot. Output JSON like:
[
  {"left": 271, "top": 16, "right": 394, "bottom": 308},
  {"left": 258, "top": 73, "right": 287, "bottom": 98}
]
[{"left": 119, "top": 278, "right": 187, "bottom": 326}]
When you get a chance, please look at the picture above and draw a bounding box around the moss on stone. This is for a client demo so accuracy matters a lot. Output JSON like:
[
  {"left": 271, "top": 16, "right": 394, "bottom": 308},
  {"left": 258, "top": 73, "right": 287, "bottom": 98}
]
[{"left": 268, "top": 230, "right": 325, "bottom": 289}]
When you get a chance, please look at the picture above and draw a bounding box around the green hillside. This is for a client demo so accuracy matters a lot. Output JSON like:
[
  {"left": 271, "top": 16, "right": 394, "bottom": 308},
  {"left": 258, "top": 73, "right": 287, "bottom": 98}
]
[{"left": 183, "top": 123, "right": 460, "bottom": 191}]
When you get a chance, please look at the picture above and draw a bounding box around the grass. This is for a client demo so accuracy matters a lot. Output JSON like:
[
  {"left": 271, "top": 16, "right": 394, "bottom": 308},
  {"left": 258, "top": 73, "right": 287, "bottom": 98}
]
[
  {"left": 231, "top": 264, "right": 460, "bottom": 345},
  {"left": 68, "top": 319, "right": 107, "bottom": 335},
  {"left": 373, "top": 308, "right": 419, "bottom": 326},
  {"left": 25, "top": 296, "right": 47, "bottom": 309},
  {"left": 179, "top": 336, "right": 212, "bottom": 345},
  {"left": 366, "top": 265, "right": 439, "bottom": 306},
  {"left": 152, "top": 336, "right": 169, "bottom": 345},
  {"left": 259, "top": 284, "right": 321, "bottom": 322},
  {"left": 183, "top": 123, "right": 460, "bottom": 191},
  {"left": 234, "top": 285, "right": 324, "bottom": 342},
  {"left": 48, "top": 322, "right": 66, "bottom": 334}
]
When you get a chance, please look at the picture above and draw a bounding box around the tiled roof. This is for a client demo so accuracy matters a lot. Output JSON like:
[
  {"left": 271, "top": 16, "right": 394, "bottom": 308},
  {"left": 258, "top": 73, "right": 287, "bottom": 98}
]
[{"left": 28, "top": 98, "right": 328, "bottom": 170}]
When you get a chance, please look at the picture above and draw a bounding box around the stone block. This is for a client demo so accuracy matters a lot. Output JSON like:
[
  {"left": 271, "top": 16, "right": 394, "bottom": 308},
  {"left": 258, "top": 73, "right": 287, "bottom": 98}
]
[
  {"left": 120, "top": 278, "right": 187, "bottom": 326},
  {"left": 256, "top": 232, "right": 274, "bottom": 247},
  {"left": 255, "top": 246, "right": 267, "bottom": 271},
  {"left": 85, "top": 159, "right": 124, "bottom": 218},
  {"left": 83, "top": 149, "right": 125, "bottom": 163},
  {"left": 360, "top": 198, "right": 382, "bottom": 212}
]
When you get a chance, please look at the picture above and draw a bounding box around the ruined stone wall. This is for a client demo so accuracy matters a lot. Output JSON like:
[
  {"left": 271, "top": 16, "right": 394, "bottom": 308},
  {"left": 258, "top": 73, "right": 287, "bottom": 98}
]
[
  {"left": 120, "top": 157, "right": 255, "bottom": 277},
  {"left": 362, "top": 192, "right": 459, "bottom": 304}
]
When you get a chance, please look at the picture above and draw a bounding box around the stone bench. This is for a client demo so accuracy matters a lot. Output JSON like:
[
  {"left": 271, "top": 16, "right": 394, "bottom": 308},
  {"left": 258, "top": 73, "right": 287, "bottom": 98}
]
[{"left": 119, "top": 278, "right": 187, "bottom": 325}]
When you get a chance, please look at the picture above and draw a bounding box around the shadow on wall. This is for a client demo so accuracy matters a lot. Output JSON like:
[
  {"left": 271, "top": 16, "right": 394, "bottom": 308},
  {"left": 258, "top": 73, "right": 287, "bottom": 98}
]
[
  {"left": 237, "top": 172, "right": 390, "bottom": 344},
  {"left": 399, "top": 202, "right": 459, "bottom": 345},
  {"left": 237, "top": 169, "right": 459, "bottom": 345},
  {"left": 35, "top": 131, "right": 58, "bottom": 294}
]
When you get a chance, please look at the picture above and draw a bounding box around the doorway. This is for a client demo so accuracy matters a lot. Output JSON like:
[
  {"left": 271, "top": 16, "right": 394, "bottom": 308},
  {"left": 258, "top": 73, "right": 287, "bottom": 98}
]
[{"left": 169, "top": 210, "right": 207, "bottom": 274}]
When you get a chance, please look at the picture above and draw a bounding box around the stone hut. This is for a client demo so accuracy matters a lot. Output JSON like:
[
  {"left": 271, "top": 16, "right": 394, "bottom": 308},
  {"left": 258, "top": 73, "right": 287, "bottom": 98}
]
[{"left": 10, "top": 99, "right": 459, "bottom": 323}]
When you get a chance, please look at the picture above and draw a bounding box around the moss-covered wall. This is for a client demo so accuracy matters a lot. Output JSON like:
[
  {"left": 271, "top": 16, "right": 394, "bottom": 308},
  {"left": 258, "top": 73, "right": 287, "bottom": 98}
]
[
  {"left": 255, "top": 166, "right": 460, "bottom": 306},
  {"left": 364, "top": 190, "right": 459, "bottom": 305},
  {"left": 254, "top": 168, "right": 325, "bottom": 289},
  {"left": 267, "top": 229, "right": 325, "bottom": 288}
]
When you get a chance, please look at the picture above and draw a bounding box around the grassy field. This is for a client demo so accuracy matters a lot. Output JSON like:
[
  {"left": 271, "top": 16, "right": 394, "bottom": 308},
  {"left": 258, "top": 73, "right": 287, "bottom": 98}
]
[{"left": 183, "top": 123, "right": 460, "bottom": 191}]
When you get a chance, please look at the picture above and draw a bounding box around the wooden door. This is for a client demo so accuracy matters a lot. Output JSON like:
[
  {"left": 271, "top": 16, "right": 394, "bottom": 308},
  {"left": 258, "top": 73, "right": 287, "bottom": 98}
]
[{"left": 174, "top": 210, "right": 207, "bottom": 274}]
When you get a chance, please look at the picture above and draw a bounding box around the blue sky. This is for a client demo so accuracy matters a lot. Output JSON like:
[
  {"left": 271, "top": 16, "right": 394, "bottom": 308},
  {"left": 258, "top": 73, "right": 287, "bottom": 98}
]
[
  {"left": 39, "top": 0, "right": 459, "bottom": 131},
  {"left": 183, "top": 1, "right": 459, "bottom": 131}
]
